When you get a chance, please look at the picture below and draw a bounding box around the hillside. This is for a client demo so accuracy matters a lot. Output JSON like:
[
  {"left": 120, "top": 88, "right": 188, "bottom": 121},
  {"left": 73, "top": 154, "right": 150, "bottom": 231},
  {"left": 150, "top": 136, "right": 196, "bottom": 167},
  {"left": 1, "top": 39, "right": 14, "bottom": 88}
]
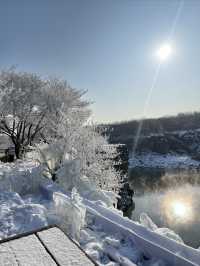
[{"left": 102, "top": 112, "right": 200, "bottom": 158}]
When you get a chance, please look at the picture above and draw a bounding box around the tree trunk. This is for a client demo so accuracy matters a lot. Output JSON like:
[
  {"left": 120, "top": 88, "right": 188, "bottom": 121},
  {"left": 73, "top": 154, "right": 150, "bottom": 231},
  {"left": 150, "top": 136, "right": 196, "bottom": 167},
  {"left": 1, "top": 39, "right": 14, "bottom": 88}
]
[
  {"left": 52, "top": 173, "right": 57, "bottom": 182},
  {"left": 15, "top": 144, "right": 21, "bottom": 159}
]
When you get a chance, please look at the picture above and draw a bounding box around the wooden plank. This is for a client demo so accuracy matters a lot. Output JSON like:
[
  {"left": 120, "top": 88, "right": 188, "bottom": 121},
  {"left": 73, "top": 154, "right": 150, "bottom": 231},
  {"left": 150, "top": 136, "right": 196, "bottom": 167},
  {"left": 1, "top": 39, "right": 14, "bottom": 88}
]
[
  {"left": 0, "top": 234, "right": 57, "bottom": 266},
  {"left": 0, "top": 224, "right": 56, "bottom": 245},
  {"left": 37, "top": 227, "right": 95, "bottom": 266},
  {"left": 0, "top": 244, "right": 18, "bottom": 266}
]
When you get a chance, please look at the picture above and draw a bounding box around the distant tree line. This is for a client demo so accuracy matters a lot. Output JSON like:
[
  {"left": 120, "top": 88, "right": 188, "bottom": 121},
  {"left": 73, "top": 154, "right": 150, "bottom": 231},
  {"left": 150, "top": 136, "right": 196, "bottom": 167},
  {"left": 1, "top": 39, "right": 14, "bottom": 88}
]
[{"left": 100, "top": 112, "right": 200, "bottom": 148}]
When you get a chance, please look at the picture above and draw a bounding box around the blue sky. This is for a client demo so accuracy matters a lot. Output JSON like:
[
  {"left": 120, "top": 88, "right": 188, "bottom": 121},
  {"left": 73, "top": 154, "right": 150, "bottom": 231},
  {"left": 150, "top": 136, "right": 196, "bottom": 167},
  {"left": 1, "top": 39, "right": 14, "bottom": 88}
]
[{"left": 0, "top": 0, "right": 200, "bottom": 122}]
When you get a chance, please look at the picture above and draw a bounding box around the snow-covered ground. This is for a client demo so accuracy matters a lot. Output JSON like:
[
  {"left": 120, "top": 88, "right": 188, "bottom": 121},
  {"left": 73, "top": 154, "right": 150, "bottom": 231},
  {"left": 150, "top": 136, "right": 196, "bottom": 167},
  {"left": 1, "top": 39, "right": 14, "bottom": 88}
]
[
  {"left": 129, "top": 153, "right": 200, "bottom": 169},
  {"left": 0, "top": 160, "right": 200, "bottom": 265}
]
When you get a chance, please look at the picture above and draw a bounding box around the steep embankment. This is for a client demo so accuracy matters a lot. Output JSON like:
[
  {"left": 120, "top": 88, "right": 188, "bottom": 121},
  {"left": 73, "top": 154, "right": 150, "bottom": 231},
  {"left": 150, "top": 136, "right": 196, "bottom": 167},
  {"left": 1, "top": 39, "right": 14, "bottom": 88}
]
[
  {"left": 107, "top": 128, "right": 200, "bottom": 168},
  {"left": 133, "top": 130, "right": 200, "bottom": 158},
  {"left": 129, "top": 130, "right": 200, "bottom": 170},
  {"left": 104, "top": 113, "right": 200, "bottom": 164}
]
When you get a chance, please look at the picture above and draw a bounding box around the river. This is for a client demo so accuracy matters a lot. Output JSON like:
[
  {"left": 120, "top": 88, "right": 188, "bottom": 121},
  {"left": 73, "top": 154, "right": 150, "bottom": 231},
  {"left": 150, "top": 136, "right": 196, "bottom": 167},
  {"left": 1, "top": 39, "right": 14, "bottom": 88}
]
[{"left": 129, "top": 167, "right": 200, "bottom": 248}]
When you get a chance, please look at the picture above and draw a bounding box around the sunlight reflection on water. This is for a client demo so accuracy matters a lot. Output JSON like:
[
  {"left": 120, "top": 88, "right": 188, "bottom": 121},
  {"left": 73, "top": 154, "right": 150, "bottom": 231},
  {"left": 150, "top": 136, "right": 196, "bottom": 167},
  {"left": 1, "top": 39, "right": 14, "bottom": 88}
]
[
  {"left": 162, "top": 190, "right": 194, "bottom": 225},
  {"left": 131, "top": 184, "right": 200, "bottom": 248}
]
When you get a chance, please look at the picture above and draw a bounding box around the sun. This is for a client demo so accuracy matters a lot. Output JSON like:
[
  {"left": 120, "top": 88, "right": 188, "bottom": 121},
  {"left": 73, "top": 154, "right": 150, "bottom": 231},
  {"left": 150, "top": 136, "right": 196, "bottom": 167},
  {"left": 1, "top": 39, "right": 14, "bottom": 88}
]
[{"left": 157, "top": 43, "right": 172, "bottom": 61}]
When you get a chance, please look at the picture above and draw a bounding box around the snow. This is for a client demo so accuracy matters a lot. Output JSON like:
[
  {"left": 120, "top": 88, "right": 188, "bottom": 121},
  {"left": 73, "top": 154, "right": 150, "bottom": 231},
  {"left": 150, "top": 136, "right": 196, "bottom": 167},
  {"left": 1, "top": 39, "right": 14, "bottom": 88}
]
[
  {"left": 80, "top": 227, "right": 142, "bottom": 265},
  {"left": 129, "top": 153, "right": 200, "bottom": 169},
  {"left": 0, "top": 191, "right": 48, "bottom": 239},
  {"left": 0, "top": 160, "right": 200, "bottom": 265},
  {"left": 139, "top": 213, "right": 184, "bottom": 244},
  {"left": 56, "top": 159, "right": 118, "bottom": 207},
  {"left": 0, "top": 160, "right": 43, "bottom": 195},
  {"left": 81, "top": 198, "right": 200, "bottom": 265},
  {"left": 139, "top": 213, "right": 158, "bottom": 231},
  {"left": 53, "top": 188, "right": 86, "bottom": 240}
]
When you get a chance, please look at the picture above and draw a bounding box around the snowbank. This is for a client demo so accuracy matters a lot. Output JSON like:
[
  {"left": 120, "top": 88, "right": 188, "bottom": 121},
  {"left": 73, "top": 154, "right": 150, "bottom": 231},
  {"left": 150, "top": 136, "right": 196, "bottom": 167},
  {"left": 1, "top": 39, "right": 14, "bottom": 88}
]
[
  {"left": 50, "top": 188, "right": 200, "bottom": 265},
  {"left": 0, "top": 160, "right": 200, "bottom": 265},
  {"left": 139, "top": 213, "right": 184, "bottom": 244},
  {"left": 82, "top": 197, "right": 200, "bottom": 266},
  {"left": 54, "top": 188, "right": 86, "bottom": 240},
  {"left": 0, "top": 160, "right": 44, "bottom": 195},
  {"left": 129, "top": 153, "right": 200, "bottom": 169},
  {"left": 0, "top": 191, "right": 48, "bottom": 239}
]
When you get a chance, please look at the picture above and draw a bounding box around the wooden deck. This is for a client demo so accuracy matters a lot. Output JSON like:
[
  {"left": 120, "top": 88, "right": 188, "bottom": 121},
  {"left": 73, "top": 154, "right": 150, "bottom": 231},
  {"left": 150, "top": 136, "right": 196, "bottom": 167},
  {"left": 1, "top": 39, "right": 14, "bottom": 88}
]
[{"left": 0, "top": 226, "right": 95, "bottom": 266}]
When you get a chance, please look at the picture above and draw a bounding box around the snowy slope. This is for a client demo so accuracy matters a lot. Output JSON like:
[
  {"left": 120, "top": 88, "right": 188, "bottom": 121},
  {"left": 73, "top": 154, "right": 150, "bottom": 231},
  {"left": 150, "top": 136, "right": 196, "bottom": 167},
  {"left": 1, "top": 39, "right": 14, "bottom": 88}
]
[
  {"left": 0, "top": 160, "right": 200, "bottom": 265},
  {"left": 42, "top": 183, "right": 200, "bottom": 265}
]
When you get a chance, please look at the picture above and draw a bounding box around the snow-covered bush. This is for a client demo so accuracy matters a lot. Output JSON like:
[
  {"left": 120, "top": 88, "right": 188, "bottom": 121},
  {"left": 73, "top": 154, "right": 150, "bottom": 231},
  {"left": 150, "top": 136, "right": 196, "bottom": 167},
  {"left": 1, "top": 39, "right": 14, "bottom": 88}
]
[
  {"left": 35, "top": 142, "right": 66, "bottom": 181},
  {"left": 50, "top": 88, "right": 121, "bottom": 189},
  {"left": 56, "top": 161, "right": 117, "bottom": 206},
  {"left": 38, "top": 123, "right": 121, "bottom": 191}
]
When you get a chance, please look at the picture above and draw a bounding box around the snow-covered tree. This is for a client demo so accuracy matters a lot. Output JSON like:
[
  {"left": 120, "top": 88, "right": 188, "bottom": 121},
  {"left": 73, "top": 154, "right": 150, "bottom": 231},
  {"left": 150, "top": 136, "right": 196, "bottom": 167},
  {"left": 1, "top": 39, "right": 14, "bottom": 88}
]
[
  {"left": 0, "top": 69, "right": 89, "bottom": 158},
  {"left": 38, "top": 107, "right": 121, "bottom": 190},
  {"left": 0, "top": 68, "right": 120, "bottom": 191}
]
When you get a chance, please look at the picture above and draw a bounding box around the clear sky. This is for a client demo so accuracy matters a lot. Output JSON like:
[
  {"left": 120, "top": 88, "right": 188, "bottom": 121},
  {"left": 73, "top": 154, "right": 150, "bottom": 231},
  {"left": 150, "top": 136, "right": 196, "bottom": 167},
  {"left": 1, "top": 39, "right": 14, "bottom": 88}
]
[{"left": 0, "top": 0, "right": 200, "bottom": 123}]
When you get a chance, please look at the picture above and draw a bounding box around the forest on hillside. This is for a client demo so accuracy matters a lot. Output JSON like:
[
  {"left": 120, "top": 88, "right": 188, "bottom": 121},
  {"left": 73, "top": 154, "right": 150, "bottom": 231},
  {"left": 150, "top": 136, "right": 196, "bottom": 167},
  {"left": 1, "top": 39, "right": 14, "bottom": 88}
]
[
  {"left": 100, "top": 112, "right": 200, "bottom": 155},
  {"left": 102, "top": 112, "right": 200, "bottom": 142}
]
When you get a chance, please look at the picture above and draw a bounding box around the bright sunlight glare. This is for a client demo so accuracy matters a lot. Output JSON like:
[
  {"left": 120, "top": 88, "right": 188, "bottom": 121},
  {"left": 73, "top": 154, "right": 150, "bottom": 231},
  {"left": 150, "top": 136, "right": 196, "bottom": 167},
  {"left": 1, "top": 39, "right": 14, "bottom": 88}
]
[
  {"left": 157, "top": 43, "right": 172, "bottom": 61},
  {"left": 172, "top": 201, "right": 187, "bottom": 218},
  {"left": 162, "top": 191, "right": 194, "bottom": 225}
]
